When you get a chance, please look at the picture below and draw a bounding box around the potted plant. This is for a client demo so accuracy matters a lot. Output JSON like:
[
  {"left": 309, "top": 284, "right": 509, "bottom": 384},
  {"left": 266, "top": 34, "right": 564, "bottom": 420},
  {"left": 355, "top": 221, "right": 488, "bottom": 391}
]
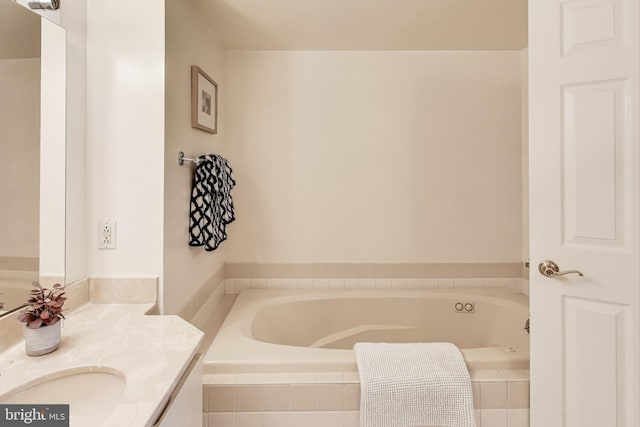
[{"left": 17, "top": 282, "right": 66, "bottom": 356}]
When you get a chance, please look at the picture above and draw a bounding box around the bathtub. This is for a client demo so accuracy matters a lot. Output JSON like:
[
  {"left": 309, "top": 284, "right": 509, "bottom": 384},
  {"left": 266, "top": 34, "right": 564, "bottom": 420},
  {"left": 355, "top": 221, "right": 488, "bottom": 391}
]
[{"left": 203, "top": 288, "right": 529, "bottom": 374}]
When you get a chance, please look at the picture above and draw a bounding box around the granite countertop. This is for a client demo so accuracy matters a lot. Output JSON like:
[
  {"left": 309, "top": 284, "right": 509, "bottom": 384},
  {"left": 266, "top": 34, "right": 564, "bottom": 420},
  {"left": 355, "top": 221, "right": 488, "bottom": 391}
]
[{"left": 0, "top": 303, "right": 204, "bottom": 427}]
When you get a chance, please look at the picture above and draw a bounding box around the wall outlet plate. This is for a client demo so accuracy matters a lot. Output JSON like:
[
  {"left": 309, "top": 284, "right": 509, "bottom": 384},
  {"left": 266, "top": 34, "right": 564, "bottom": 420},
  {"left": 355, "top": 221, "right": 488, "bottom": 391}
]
[{"left": 98, "top": 220, "right": 116, "bottom": 249}]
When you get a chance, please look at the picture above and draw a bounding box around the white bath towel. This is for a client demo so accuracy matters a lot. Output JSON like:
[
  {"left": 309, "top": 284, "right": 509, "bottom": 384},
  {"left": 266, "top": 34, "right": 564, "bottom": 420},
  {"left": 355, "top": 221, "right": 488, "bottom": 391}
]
[{"left": 354, "top": 342, "right": 476, "bottom": 427}]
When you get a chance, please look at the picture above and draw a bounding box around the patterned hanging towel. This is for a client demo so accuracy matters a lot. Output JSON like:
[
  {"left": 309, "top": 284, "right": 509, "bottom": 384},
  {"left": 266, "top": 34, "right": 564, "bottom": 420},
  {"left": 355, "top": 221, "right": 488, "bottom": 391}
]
[{"left": 189, "top": 154, "right": 236, "bottom": 251}]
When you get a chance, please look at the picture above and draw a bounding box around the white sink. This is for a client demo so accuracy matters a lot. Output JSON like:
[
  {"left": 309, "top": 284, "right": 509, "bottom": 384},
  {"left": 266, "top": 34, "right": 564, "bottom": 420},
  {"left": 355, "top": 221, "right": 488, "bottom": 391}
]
[{"left": 0, "top": 369, "right": 126, "bottom": 426}]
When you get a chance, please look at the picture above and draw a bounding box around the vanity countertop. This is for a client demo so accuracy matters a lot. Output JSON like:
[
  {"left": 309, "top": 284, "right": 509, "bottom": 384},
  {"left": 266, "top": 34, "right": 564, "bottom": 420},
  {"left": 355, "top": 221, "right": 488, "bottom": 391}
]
[{"left": 0, "top": 302, "right": 204, "bottom": 427}]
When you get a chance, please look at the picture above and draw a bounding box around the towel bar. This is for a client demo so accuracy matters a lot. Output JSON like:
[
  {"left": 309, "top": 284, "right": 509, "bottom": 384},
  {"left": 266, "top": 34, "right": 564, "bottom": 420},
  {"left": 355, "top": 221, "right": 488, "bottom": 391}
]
[{"left": 177, "top": 151, "right": 201, "bottom": 166}]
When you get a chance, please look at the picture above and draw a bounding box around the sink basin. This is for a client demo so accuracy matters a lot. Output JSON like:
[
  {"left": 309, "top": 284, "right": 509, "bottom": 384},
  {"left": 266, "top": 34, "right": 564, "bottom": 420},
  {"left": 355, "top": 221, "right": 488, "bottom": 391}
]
[{"left": 1, "top": 369, "right": 126, "bottom": 426}]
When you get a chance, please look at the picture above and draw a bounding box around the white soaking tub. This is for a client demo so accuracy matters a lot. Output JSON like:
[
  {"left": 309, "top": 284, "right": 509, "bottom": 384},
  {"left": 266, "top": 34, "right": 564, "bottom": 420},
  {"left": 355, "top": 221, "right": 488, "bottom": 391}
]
[{"left": 204, "top": 288, "right": 530, "bottom": 374}]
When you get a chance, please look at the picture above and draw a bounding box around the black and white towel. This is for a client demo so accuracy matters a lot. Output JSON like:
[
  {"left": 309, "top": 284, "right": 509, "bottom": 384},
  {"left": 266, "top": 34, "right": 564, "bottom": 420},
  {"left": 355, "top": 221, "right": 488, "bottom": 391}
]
[{"left": 189, "top": 154, "right": 236, "bottom": 251}]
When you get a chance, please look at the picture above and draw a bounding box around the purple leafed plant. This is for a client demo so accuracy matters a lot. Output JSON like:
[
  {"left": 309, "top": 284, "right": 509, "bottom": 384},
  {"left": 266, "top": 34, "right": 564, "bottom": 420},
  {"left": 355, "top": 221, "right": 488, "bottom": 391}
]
[{"left": 17, "top": 282, "right": 66, "bottom": 329}]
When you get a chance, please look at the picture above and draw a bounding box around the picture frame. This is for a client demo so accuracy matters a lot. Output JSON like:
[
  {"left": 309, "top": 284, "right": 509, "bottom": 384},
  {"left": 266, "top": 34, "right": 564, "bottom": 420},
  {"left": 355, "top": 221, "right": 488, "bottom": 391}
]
[{"left": 191, "top": 65, "right": 218, "bottom": 134}]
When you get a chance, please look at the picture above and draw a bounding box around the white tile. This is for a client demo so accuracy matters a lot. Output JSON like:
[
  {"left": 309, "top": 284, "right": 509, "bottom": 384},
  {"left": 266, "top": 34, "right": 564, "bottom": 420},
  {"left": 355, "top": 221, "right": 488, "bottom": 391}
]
[
  {"left": 500, "top": 278, "right": 518, "bottom": 292},
  {"left": 314, "top": 411, "right": 345, "bottom": 427},
  {"left": 475, "top": 410, "right": 482, "bottom": 427},
  {"left": 470, "top": 370, "right": 506, "bottom": 382},
  {"left": 343, "top": 371, "right": 360, "bottom": 383},
  {"left": 328, "top": 278, "right": 345, "bottom": 290},
  {"left": 234, "top": 279, "right": 250, "bottom": 293},
  {"left": 235, "top": 412, "right": 262, "bottom": 427},
  {"left": 406, "top": 278, "right": 422, "bottom": 289},
  {"left": 507, "top": 409, "right": 530, "bottom": 427},
  {"left": 224, "top": 279, "right": 235, "bottom": 295},
  {"left": 514, "top": 279, "right": 523, "bottom": 294},
  {"left": 297, "top": 278, "right": 313, "bottom": 290},
  {"left": 263, "top": 412, "right": 292, "bottom": 427},
  {"left": 391, "top": 278, "right": 407, "bottom": 289},
  {"left": 481, "top": 381, "right": 508, "bottom": 409},
  {"left": 507, "top": 382, "right": 530, "bottom": 410},
  {"left": 208, "top": 413, "right": 234, "bottom": 427},
  {"left": 291, "top": 372, "right": 317, "bottom": 383},
  {"left": 453, "top": 278, "right": 470, "bottom": 288},
  {"left": 205, "top": 374, "right": 237, "bottom": 385},
  {"left": 250, "top": 278, "right": 267, "bottom": 289},
  {"left": 290, "top": 411, "right": 343, "bottom": 427},
  {"left": 289, "top": 412, "right": 316, "bottom": 427},
  {"left": 255, "top": 373, "right": 291, "bottom": 384},
  {"left": 317, "top": 384, "right": 345, "bottom": 410},
  {"left": 344, "top": 411, "right": 360, "bottom": 427},
  {"left": 235, "top": 374, "right": 265, "bottom": 384},
  {"left": 208, "top": 385, "right": 235, "bottom": 412},
  {"left": 290, "top": 385, "right": 317, "bottom": 411},
  {"left": 317, "top": 372, "right": 344, "bottom": 383},
  {"left": 485, "top": 278, "right": 502, "bottom": 288},
  {"left": 359, "top": 279, "right": 375, "bottom": 289},
  {"left": 422, "top": 278, "right": 439, "bottom": 289},
  {"left": 375, "top": 278, "right": 392, "bottom": 289},
  {"left": 469, "top": 278, "right": 486, "bottom": 288},
  {"left": 313, "top": 278, "right": 329, "bottom": 290},
  {"left": 438, "top": 278, "right": 454, "bottom": 289},
  {"left": 262, "top": 385, "right": 290, "bottom": 411},
  {"left": 281, "top": 278, "right": 298, "bottom": 290},
  {"left": 344, "top": 278, "right": 360, "bottom": 290},
  {"left": 266, "top": 278, "right": 283, "bottom": 289},
  {"left": 235, "top": 386, "right": 263, "bottom": 411},
  {"left": 481, "top": 409, "right": 508, "bottom": 427},
  {"left": 500, "top": 370, "right": 529, "bottom": 381}
]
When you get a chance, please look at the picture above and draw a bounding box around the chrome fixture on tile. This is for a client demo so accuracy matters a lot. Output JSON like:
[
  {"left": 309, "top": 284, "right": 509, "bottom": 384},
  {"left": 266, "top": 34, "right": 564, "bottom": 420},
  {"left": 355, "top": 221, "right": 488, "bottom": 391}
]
[
  {"left": 177, "top": 151, "right": 201, "bottom": 166},
  {"left": 28, "top": 0, "right": 59, "bottom": 10},
  {"left": 538, "top": 260, "right": 583, "bottom": 278}
]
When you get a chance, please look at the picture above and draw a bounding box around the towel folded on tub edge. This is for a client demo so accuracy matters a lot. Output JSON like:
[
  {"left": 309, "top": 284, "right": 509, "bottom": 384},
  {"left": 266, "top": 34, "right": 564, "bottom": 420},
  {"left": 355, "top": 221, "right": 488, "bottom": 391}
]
[{"left": 354, "top": 342, "right": 476, "bottom": 427}]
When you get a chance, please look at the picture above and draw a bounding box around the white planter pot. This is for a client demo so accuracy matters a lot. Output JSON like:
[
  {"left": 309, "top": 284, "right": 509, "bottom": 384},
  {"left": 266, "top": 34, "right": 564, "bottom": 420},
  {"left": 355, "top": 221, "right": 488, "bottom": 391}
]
[{"left": 24, "top": 321, "right": 61, "bottom": 356}]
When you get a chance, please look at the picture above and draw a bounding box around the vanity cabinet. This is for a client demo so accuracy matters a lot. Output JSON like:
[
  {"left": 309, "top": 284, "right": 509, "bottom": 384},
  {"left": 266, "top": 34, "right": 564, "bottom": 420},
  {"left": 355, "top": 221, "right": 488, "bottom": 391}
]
[{"left": 153, "top": 353, "right": 202, "bottom": 427}]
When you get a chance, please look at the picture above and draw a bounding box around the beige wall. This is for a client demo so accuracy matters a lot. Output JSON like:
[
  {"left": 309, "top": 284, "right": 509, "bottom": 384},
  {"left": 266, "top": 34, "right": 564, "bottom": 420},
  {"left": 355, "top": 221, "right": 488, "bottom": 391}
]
[
  {"left": 0, "top": 59, "right": 40, "bottom": 258},
  {"left": 521, "top": 48, "right": 529, "bottom": 263},
  {"left": 164, "top": 0, "right": 226, "bottom": 314},
  {"left": 224, "top": 51, "right": 523, "bottom": 263}
]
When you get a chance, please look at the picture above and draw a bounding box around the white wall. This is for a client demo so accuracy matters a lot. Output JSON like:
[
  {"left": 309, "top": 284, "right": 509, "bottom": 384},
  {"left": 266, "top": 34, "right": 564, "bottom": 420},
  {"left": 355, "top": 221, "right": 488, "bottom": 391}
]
[
  {"left": 0, "top": 58, "right": 40, "bottom": 258},
  {"left": 39, "top": 20, "right": 66, "bottom": 281},
  {"left": 224, "top": 51, "right": 523, "bottom": 263},
  {"left": 164, "top": 0, "right": 226, "bottom": 314},
  {"left": 86, "top": 1, "right": 165, "bottom": 279},
  {"left": 60, "top": 0, "right": 88, "bottom": 284}
]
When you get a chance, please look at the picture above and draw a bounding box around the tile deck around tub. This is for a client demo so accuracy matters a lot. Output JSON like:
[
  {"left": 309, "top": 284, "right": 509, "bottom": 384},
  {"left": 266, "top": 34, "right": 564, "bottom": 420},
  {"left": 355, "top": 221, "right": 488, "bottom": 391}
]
[{"left": 203, "top": 370, "right": 530, "bottom": 427}]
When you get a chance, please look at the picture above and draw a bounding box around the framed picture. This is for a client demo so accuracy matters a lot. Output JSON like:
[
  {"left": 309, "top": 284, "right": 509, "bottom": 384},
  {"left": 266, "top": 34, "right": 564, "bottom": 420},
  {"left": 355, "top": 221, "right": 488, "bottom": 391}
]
[{"left": 191, "top": 65, "right": 218, "bottom": 134}]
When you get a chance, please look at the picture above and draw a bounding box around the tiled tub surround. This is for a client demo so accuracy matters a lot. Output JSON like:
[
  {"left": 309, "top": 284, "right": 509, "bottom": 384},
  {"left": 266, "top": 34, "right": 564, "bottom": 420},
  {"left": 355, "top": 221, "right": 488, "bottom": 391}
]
[
  {"left": 177, "top": 264, "right": 226, "bottom": 324},
  {"left": 0, "top": 301, "right": 203, "bottom": 427},
  {"left": 223, "top": 262, "right": 530, "bottom": 295},
  {"left": 203, "top": 370, "right": 530, "bottom": 427},
  {"left": 202, "top": 288, "right": 530, "bottom": 426}
]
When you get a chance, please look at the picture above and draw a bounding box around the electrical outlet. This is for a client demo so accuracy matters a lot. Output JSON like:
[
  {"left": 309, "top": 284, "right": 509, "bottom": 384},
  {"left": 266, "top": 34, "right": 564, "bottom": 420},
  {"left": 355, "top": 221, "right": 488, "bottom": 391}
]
[{"left": 98, "top": 220, "right": 116, "bottom": 249}]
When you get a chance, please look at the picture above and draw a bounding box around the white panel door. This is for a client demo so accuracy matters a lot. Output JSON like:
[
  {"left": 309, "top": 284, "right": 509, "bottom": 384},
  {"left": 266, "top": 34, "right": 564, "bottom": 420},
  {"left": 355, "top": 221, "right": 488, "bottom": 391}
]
[{"left": 529, "top": 0, "right": 639, "bottom": 425}]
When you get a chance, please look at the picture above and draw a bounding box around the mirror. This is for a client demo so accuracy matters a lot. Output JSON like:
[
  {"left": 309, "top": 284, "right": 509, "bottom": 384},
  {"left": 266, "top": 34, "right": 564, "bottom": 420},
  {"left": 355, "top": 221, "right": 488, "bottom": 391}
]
[{"left": 0, "top": 0, "right": 66, "bottom": 316}]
